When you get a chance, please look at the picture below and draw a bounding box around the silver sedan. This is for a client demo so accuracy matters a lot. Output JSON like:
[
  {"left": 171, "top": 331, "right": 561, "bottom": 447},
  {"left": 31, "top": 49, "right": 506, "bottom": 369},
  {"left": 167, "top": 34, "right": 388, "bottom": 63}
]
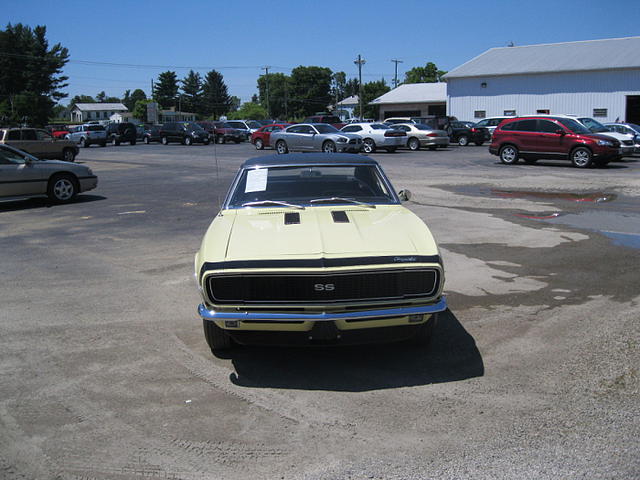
[
  {"left": 0, "top": 144, "right": 97, "bottom": 203},
  {"left": 393, "top": 123, "right": 450, "bottom": 151},
  {"left": 340, "top": 123, "right": 407, "bottom": 153},
  {"left": 271, "top": 123, "right": 363, "bottom": 154}
]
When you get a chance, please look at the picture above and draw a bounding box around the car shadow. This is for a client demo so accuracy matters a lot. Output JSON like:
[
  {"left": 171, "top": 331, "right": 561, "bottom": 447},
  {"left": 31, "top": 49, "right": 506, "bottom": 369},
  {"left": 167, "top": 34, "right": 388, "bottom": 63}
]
[
  {"left": 0, "top": 194, "right": 107, "bottom": 212},
  {"left": 226, "top": 309, "right": 484, "bottom": 392},
  {"left": 492, "top": 161, "right": 629, "bottom": 169}
]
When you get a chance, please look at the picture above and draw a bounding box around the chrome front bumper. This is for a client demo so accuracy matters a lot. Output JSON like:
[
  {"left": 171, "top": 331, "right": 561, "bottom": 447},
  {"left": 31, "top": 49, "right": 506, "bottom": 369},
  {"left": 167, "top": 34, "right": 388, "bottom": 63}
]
[{"left": 199, "top": 297, "right": 447, "bottom": 322}]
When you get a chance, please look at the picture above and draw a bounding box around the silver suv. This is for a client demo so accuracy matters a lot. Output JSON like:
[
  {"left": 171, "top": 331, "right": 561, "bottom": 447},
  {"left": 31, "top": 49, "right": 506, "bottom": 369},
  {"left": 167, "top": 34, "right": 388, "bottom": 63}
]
[{"left": 66, "top": 124, "right": 107, "bottom": 148}]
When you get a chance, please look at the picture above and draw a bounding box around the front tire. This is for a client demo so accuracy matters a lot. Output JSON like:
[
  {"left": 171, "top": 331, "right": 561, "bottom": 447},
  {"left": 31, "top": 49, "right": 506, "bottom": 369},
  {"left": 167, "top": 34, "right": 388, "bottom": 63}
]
[
  {"left": 144, "top": 136, "right": 150, "bottom": 144},
  {"left": 161, "top": 136, "right": 169, "bottom": 145},
  {"left": 571, "top": 147, "right": 593, "bottom": 168},
  {"left": 362, "top": 138, "right": 376, "bottom": 153},
  {"left": 275, "top": 140, "right": 288, "bottom": 154},
  {"left": 47, "top": 174, "right": 77, "bottom": 203},
  {"left": 408, "top": 137, "right": 420, "bottom": 151},
  {"left": 184, "top": 136, "right": 193, "bottom": 146},
  {"left": 62, "top": 148, "right": 76, "bottom": 162},
  {"left": 255, "top": 138, "right": 264, "bottom": 150},
  {"left": 322, "top": 141, "right": 337, "bottom": 153},
  {"left": 80, "top": 137, "right": 88, "bottom": 148},
  {"left": 203, "top": 320, "right": 233, "bottom": 352},
  {"left": 499, "top": 145, "right": 519, "bottom": 164}
]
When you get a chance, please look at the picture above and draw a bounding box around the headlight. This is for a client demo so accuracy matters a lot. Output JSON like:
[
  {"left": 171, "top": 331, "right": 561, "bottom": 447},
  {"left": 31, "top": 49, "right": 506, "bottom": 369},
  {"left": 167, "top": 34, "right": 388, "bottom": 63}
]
[
  {"left": 597, "top": 140, "right": 613, "bottom": 146},
  {"left": 336, "top": 137, "right": 348, "bottom": 143}
]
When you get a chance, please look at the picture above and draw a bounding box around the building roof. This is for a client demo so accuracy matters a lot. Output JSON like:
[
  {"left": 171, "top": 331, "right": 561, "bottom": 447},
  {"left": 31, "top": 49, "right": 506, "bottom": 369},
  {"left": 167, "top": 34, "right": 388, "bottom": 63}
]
[
  {"left": 73, "top": 103, "right": 128, "bottom": 111},
  {"left": 444, "top": 36, "right": 640, "bottom": 79},
  {"left": 369, "top": 83, "right": 447, "bottom": 105},
  {"left": 336, "top": 95, "right": 358, "bottom": 106}
]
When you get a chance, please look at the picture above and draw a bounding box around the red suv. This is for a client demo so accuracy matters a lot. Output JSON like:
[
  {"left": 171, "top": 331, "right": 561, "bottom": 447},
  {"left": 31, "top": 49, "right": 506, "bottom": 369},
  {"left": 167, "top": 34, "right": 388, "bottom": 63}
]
[{"left": 489, "top": 116, "right": 622, "bottom": 168}]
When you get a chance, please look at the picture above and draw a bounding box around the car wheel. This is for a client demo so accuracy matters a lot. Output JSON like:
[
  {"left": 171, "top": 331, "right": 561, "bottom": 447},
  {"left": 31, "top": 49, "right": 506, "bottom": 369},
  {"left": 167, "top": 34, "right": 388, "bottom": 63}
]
[
  {"left": 130, "top": 140, "right": 136, "bottom": 146},
  {"left": 499, "top": 145, "right": 519, "bottom": 164},
  {"left": 386, "top": 147, "right": 397, "bottom": 153},
  {"left": 203, "top": 139, "right": 210, "bottom": 145},
  {"left": 47, "top": 174, "right": 77, "bottom": 203},
  {"left": 275, "top": 140, "right": 288, "bottom": 154},
  {"left": 203, "top": 320, "right": 233, "bottom": 352},
  {"left": 255, "top": 138, "right": 264, "bottom": 150},
  {"left": 322, "top": 141, "right": 337, "bottom": 153},
  {"left": 111, "top": 136, "right": 118, "bottom": 146},
  {"left": 217, "top": 136, "right": 225, "bottom": 144},
  {"left": 184, "top": 136, "right": 193, "bottom": 146},
  {"left": 408, "top": 137, "right": 420, "bottom": 151},
  {"left": 80, "top": 137, "right": 88, "bottom": 148},
  {"left": 571, "top": 147, "right": 593, "bottom": 168},
  {"left": 409, "top": 313, "right": 438, "bottom": 346},
  {"left": 161, "top": 137, "right": 168, "bottom": 145},
  {"left": 458, "top": 135, "right": 469, "bottom": 146},
  {"left": 62, "top": 148, "right": 76, "bottom": 162},
  {"left": 362, "top": 138, "right": 376, "bottom": 153},
  {"left": 474, "top": 141, "right": 485, "bottom": 146},
  {"left": 144, "top": 136, "right": 150, "bottom": 144}
]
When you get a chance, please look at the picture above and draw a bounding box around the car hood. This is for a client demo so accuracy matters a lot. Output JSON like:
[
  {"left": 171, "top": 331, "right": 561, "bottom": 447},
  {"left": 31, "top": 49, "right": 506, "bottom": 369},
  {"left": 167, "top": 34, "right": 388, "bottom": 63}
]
[{"left": 199, "top": 205, "right": 439, "bottom": 264}]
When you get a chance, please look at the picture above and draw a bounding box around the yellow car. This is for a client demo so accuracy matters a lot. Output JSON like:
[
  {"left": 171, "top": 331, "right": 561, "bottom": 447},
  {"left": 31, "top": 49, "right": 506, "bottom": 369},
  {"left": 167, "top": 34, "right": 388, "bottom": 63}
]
[{"left": 195, "top": 153, "right": 446, "bottom": 352}]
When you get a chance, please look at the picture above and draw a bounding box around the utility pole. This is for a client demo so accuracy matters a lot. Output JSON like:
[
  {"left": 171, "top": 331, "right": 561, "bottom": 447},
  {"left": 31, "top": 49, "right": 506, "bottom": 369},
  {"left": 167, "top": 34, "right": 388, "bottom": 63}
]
[
  {"left": 262, "top": 66, "right": 271, "bottom": 119},
  {"left": 391, "top": 59, "right": 403, "bottom": 88},
  {"left": 354, "top": 54, "right": 366, "bottom": 119}
]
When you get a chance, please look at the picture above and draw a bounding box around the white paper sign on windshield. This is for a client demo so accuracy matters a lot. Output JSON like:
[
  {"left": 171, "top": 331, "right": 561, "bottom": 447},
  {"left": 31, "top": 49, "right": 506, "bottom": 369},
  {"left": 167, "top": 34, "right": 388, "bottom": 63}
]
[{"left": 245, "top": 168, "right": 268, "bottom": 193}]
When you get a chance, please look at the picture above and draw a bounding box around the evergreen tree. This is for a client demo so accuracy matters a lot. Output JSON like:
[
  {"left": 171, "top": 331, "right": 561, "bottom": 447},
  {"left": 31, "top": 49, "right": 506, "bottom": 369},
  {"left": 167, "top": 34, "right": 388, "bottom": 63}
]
[
  {"left": 202, "top": 70, "right": 231, "bottom": 118},
  {"left": 0, "top": 23, "right": 69, "bottom": 126},
  {"left": 181, "top": 70, "right": 202, "bottom": 115},
  {"left": 153, "top": 71, "right": 178, "bottom": 109}
]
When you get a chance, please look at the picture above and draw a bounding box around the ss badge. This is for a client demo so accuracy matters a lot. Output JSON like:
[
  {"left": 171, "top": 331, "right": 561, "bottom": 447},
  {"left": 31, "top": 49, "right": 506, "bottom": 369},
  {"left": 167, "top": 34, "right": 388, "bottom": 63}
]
[{"left": 314, "top": 283, "right": 335, "bottom": 291}]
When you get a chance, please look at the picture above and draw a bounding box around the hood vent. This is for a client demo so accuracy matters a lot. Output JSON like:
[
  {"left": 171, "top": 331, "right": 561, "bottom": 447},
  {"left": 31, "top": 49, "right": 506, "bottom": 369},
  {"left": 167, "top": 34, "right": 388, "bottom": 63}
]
[
  {"left": 331, "top": 211, "right": 349, "bottom": 223},
  {"left": 284, "top": 212, "right": 300, "bottom": 225}
]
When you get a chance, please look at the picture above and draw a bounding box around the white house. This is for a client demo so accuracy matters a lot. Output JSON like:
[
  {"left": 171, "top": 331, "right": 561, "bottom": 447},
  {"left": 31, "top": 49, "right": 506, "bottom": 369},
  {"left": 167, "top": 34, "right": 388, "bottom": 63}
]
[
  {"left": 443, "top": 36, "right": 640, "bottom": 124},
  {"left": 369, "top": 83, "right": 447, "bottom": 121},
  {"left": 334, "top": 95, "right": 358, "bottom": 120},
  {"left": 71, "top": 103, "right": 128, "bottom": 123}
]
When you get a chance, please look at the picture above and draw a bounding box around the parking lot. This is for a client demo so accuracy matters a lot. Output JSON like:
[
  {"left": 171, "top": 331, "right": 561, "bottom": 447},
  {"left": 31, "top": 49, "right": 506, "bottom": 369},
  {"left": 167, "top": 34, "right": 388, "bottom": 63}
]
[{"left": 1, "top": 143, "right": 639, "bottom": 479}]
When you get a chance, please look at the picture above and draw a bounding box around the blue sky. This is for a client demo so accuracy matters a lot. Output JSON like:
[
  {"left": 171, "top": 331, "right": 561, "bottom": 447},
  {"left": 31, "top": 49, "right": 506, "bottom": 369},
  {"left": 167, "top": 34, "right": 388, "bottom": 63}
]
[{"left": 3, "top": 0, "right": 640, "bottom": 104}]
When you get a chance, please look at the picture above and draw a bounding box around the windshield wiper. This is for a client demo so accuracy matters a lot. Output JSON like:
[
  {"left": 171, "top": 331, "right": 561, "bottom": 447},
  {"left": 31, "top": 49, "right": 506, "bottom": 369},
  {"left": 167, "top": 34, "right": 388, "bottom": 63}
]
[
  {"left": 241, "top": 200, "right": 305, "bottom": 209},
  {"left": 309, "top": 197, "right": 376, "bottom": 208}
]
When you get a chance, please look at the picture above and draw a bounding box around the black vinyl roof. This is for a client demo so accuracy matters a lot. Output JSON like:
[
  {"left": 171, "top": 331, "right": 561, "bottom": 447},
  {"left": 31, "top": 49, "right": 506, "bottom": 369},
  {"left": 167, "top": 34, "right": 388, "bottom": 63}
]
[{"left": 241, "top": 153, "right": 378, "bottom": 169}]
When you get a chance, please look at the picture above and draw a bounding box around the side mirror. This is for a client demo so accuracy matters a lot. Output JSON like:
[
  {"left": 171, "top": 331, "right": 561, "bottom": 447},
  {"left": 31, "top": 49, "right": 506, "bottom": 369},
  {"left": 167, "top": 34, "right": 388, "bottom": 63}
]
[{"left": 398, "top": 189, "right": 412, "bottom": 202}]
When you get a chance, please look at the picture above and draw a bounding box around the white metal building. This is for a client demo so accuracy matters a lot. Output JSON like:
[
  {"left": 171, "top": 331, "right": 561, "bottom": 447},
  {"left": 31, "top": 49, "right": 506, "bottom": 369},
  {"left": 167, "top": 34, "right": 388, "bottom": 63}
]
[
  {"left": 70, "top": 103, "right": 128, "bottom": 122},
  {"left": 369, "top": 83, "right": 447, "bottom": 121},
  {"left": 443, "top": 37, "right": 640, "bottom": 124}
]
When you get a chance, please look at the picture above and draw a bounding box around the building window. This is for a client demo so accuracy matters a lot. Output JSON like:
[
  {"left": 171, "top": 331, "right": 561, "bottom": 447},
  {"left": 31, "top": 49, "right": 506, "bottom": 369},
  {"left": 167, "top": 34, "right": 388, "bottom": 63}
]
[
  {"left": 504, "top": 110, "right": 516, "bottom": 116},
  {"left": 537, "top": 109, "right": 550, "bottom": 114},
  {"left": 474, "top": 110, "right": 486, "bottom": 119},
  {"left": 593, "top": 108, "right": 607, "bottom": 117}
]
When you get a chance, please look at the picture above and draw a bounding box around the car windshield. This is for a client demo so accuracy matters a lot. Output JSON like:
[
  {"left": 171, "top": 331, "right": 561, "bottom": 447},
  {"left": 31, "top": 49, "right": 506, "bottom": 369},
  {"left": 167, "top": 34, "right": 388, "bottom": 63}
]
[
  {"left": 556, "top": 118, "right": 591, "bottom": 134},
  {"left": 578, "top": 117, "right": 609, "bottom": 133},
  {"left": 628, "top": 123, "right": 640, "bottom": 133},
  {"left": 226, "top": 165, "right": 396, "bottom": 208},
  {"left": 184, "top": 122, "right": 204, "bottom": 131},
  {"left": 314, "top": 124, "right": 339, "bottom": 134}
]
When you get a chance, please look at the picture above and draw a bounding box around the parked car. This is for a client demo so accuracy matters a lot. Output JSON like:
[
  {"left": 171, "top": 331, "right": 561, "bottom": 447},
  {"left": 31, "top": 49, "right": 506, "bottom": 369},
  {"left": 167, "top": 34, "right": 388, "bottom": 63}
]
[
  {"left": 489, "top": 116, "right": 622, "bottom": 168},
  {"left": 270, "top": 123, "right": 363, "bottom": 154},
  {"left": 45, "top": 124, "right": 70, "bottom": 139},
  {"left": 605, "top": 122, "right": 640, "bottom": 153},
  {"left": 302, "top": 115, "right": 346, "bottom": 129},
  {"left": 105, "top": 122, "right": 137, "bottom": 146},
  {"left": 66, "top": 124, "right": 107, "bottom": 148},
  {"left": 211, "top": 121, "right": 245, "bottom": 144},
  {"left": 250, "top": 123, "right": 292, "bottom": 150},
  {"left": 391, "top": 123, "right": 450, "bottom": 150},
  {"left": 159, "top": 122, "right": 210, "bottom": 145},
  {"left": 142, "top": 125, "right": 162, "bottom": 144},
  {"left": 222, "top": 120, "right": 262, "bottom": 140},
  {"left": 195, "top": 153, "right": 447, "bottom": 352},
  {"left": 0, "top": 143, "right": 97, "bottom": 203},
  {"left": 340, "top": 122, "right": 406, "bottom": 153},
  {"left": 0, "top": 127, "right": 79, "bottom": 162},
  {"left": 450, "top": 121, "right": 485, "bottom": 146},
  {"left": 472, "top": 116, "right": 511, "bottom": 142}
]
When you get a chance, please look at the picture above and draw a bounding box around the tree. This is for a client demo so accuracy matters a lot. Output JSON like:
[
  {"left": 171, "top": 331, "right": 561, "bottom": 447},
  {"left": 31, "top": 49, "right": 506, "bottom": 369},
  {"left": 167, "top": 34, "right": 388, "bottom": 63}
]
[
  {"left": 201, "top": 70, "right": 231, "bottom": 118},
  {"left": 123, "top": 89, "right": 145, "bottom": 110},
  {"left": 344, "top": 78, "right": 360, "bottom": 98},
  {"left": 69, "top": 95, "right": 95, "bottom": 108},
  {"left": 228, "top": 96, "right": 241, "bottom": 113},
  {"left": 288, "top": 66, "right": 333, "bottom": 118},
  {"left": 153, "top": 71, "right": 178, "bottom": 109},
  {"left": 96, "top": 91, "right": 106, "bottom": 102},
  {"left": 132, "top": 99, "right": 154, "bottom": 122},
  {"left": 227, "top": 102, "right": 267, "bottom": 120},
  {"left": 354, "top": 79, "right": 390, "bottom": 119},
  {"left": 257, "top": 72, "right": 289, "bottom": 119},
  {"left": 0, "top": 23, "right": 69, "bottom": 126},
  {"left": 403, "top": 62, "right": 447, "bottom": 84},
  {"left": 181, "top": 70, "right": 202, "bottom": 115}
]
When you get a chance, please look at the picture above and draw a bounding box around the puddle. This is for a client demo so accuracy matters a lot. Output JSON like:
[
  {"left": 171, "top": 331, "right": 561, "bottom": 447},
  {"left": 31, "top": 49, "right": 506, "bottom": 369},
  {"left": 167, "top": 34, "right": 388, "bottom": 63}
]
[
  {"left": 601, "top": 231, "right": 640, "bottom": 249},
  {"left": 491, "top": 189, "right": 617, "bottom": 203}
]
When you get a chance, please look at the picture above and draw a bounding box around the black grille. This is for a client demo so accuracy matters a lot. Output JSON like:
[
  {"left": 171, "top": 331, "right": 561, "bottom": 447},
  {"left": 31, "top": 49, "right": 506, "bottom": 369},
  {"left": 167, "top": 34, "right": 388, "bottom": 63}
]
[{"left": 207, "top": 269, "right": 439, "bottom": 304}]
